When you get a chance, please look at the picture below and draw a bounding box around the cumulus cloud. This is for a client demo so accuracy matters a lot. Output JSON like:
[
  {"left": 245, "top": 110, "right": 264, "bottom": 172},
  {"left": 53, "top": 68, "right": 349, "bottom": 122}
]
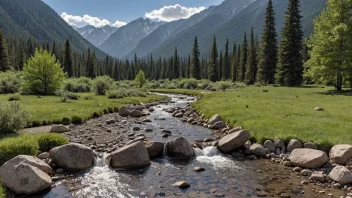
[
  {"left": 145, "top": 4, "right": 206, "bottom": 22},
  {"left": 61, "top": 12, "right": 127, "bottom": 28}
]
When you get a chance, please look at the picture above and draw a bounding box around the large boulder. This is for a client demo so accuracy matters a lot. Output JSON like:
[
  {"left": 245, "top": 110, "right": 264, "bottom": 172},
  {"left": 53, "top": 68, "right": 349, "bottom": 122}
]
[
  {"left": 210, "top": 121, "right": 225, "bottom": 129},
  {"left": 328, "top": 165, "right": 352, "bottom": 185},
  {"left": 146, "top": 141, "right": 164, "bottom": 158},
  {"left": 0, "top": 155, "right": 52, "bottom": 174},
  {"left": 119, "top": 106, "right": 131, "bottom": 117},
  {"left": 218, "top": 130, "right": 250, "bottom": 153},
  {"left": 50, "top": 124, "right": 69, "bottom": 133},
  {"left": 250, "top": 144, "right": 267, "bottom": 157},
  {"left": 264, "top": 140, "right": 275, "bottom": 152},
  {"left": 166, "top": 137, "right": 194, "bottom": 159},
  {"left": 208, "top": 114, "right": 223, "bottom": 125},
  {"left": 0, "top": 163, "right": 52, "bottom": 195},
  {"left": 288, "top": 148, "right": 329, "bottom": 168},
  {"left": 49, "top": 143, "right": 94, "bottom": 171},
  {"left": 110, "top": 141, "right": 150, "bottom": 168},
  {"left": 329, "top": 144, "right": 352, "bottom": 165},
  {"left": 287, "top": 139, "right": 302, "bottom": 152}
]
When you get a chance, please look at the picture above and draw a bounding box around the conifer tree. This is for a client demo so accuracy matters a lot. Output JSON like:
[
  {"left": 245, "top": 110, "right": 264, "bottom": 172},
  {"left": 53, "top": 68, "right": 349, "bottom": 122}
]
[
  {"left": 209, "top": 36, "right": 218, "bottom": 82},
  {"left": 257, "top": 0, "right": 278, "bottom": 84},
  {"left": 245, "top": 28, "right": 258, "bottom": 85},
  {"left": 191, "top": 37, "right": 201, "bottom": 80},
  {"left": 239, "top": 32, "right": 248, "bottom": 82},
  {"left": 64, "top": 39, "right": 73, "bottom": 77},
  {"left": 232, "top": 42, "right": 237, "bottom": 82},
  {"left": 219, "top": 50, "right": 223, "bottom": 80},
  {"left": 0, "top": 31, "right": 10, "bottom": 71},
  {"left": 173, "top": 47, "right": 180, "bottom": 79},
  {"left": 187, "top": 54, "right": 191, "bottom": 78},
  {"left": 86, "top": 48, "right": 97, "bottom": 78},
  {"left": 223, "top": 39, "right": 230, "bottom": 80},
  {"left": 276, "top": 0, "right": 303, "bottom": 86}
]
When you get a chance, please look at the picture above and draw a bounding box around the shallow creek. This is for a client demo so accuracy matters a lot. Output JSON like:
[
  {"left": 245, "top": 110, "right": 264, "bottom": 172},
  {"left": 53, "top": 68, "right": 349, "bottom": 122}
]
[{"left": 30, "top": 94, "right": 344, "bottom": 198}]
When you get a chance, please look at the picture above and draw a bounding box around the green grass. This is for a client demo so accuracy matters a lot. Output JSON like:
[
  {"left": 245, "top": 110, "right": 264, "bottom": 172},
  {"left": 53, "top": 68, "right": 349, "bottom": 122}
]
[
  {"left": 152, "top": 86, "right": 352, "bottom": 147},
  {"left": 0, "top": 93, "right": 166, "bottom": 126},
  {"left": 149, "top": 88, "right": 209, "bottom": 97}
]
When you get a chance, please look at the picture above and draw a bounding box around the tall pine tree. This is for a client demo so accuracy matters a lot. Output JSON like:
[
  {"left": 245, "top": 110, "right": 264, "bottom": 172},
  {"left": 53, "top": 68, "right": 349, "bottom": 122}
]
[
  {"left": 239, "top": 32, "right": 248, "bottom": 82},
  {"left": 0, "top": 31, "right": 10, "bottom": 71},
  {"left": 245, "top": 28, "right": 258, "bottom": 85},
  {"left": 232, "top": 42, "right": 237, "bottom": 82},
  {"left": 64, "top": 39, "right": 73, "bottom": 77},
  {"left": 173, "top": 47, "right": 180, "bottom": 79},
  {"left": 209, "top": 36, "right": 218, "bottom": 82},
  {"left": 257, "top": 0, "right": 278, "bottom": 84},
  {"left": 191, "top": 37, "right": 201, "bottom": 80},
  {"left": 276, "top": 0, "right": 303, "bottom": 86},
  {"left": 222, "top": 39, "right": 230, "bottom": 80}
]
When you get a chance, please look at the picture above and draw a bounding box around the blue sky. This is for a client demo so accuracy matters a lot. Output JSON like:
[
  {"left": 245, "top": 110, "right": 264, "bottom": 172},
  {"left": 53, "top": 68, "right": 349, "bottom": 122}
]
[{"left": 43, "top": 0, "right": 223, "bottom": 27}]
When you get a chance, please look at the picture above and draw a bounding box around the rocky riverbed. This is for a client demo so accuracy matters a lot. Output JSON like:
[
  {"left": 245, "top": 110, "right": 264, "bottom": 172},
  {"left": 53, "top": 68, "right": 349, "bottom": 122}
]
[{"left": 7, "top": 93, "right": 352, "bottom": 198}]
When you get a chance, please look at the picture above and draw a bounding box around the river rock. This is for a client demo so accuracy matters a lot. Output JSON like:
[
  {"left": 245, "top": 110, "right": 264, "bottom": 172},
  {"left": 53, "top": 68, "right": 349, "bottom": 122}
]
[
  {"left": 329, "top": 145, "right": 352, "bottom": 165},
  {"left": 304, "top": 142, "right": 318, "bottom": 150},
  {"left": 111, "top": 141, "right": 150, "bottom": 168},
  {"left": 146, "top": 141, "right": 164, "bottom": 158},
  {"left": 250, "top": 144, "right": 267, "bottom": 157},
  {"left": 50, "top": 124, "right": 69, "bottom": 133},
  {"left": 329, "top": 165, "right": 352, "bottom": 185},
  {"left": 119, "top": 106, "right": 130, "bottom": 117},
  {"left": 287, "top": 139, "right": 303, "bottom": 152},
  {"left": 218, "top": 130, "right": 250, "bottom": 153},
  {"left": 274, "top": 138, "right": 285, "bottom": 148},
  {"left": 130, "top": 109, "right": 142, "bottom": 117},
  {"left": 126, "top": 137, "right": 145, "bottom": 146},
  {"left": 172, "top": 181, "right": 190, "bottom": 189},
  {"left": 166, "top": 137, "right": 194, "bottom": 159},
  {"left": 49, "top": 143, "right": 94, "bottom": 171},
  {"left": 264, "top": 140, "right": 275, "bottom": 152},
  {"left": 289, "top": 148, "right": 328, "bottom": 168},
  {"left": 310, "top": 172, "right": 325, "bottom": 182},
  {"left": 210, "top": 121, "right": 225, "bottom": 129},
  {"left": 37, "top": 152, "right": 50, "bottom": 160},
  {"left": 0, "top": 155, "right": 52, "bottom": 175},
  {"left": 208, "top": 114, "right": 223, "bottom": 125},
  {"left": 0, "top": 163, "right": 52, "bottom": 195}
]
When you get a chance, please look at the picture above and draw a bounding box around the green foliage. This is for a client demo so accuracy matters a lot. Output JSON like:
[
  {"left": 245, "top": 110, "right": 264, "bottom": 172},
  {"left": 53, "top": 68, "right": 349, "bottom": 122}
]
[
  {"left": 166, "top": 83, "right": 177, "bottom": 89},
  {"left": 0, "top": 135, "right": 38, "bottom": 166},
  {"left": 305, "top": 0, "right": 352, "bottom": 90},
  {"left": 23, "top": 49, "right": 66, "bottom": 95},
  {"left": 108, "top": 88, "right": 146, "bottom": 99},
  {"left": 208, "top": 36, "right": 218, "bottom": 82},
  {"left": 245, "top": 28, "right": 258, "bottom": 85},
  {"left": 216, "top": 81, "right": 232, "bottom": 91},
  {"left": 239, "top": 32, "right": 248, "bottom": 82},
  {"left": 0, "top": 71, "right": 22, "bottom": 94},
  {"left": 64, "top": 77, "right": 93, "bottom": 93},
  {"left": 276, "top": 0, "right": 304, "bottom": 86},
  {"left": 0, "top": 102, "right": 30, "bottom": 134},
  {"left": 8, "top": 94, "right": 20, "bottom": 101},
  {"left": 135, "top": 70, "right": 146, "bottom": 88},
  {"left": 190, "top": 37, "right": 201, "bottom": 80},
  {"left": 36, "top": 133, "right": 68, "bottom": 152},
  {"left": 64, "top": 40, "right": 73, "bottom": 77},
  {"left": 93, "top": 76, "right": 112, "bottom": 95},
  {"left": 0, "top": 31, "right": 10, "bottom": 72},
  {"left": 257, "top": 0, "right": 278, "bottom": 85}
]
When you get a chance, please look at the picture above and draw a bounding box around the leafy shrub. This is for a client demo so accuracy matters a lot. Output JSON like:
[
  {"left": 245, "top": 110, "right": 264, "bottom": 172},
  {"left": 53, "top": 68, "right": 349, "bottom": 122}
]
[
  {"left": 216, "top": 81, "right": 232, "bottom": 91},
  {"left": 0, "top": 102, "right": 31, "bottom": 134},
  {"left": 35, "top": 133, "right": 68, "bottom": 152},
  {"left": 31, "top": 120, "right": 42, "bottom": 127},
  {"left": 0, "top": 135, "right": 39, "bottom": 166},
  {"left": 93, "top": 76, "right": 112, "bottom": 95},
  {"left": 71, "top": 116, "right": 84, "bottom": 124},
  {"left": 66, "top": 92, "right": 79, "bottom": 100},
  {"left": 177, "top": 78, "right": 198, "bottom": 89},
  {"left": 234, "top": 82, "right": 247, "bottom": 89},
  {"left": 166, "top": 83, "right": 177, "bottom": 89},
  {"left": 8, "top": 95, "right": 21, "bottom": 101},
  {"left": 0, "top": 72, "right": 22, "bottom": 94},
  {"left": 62, "top": 117, "right": 71, "bottom": 125},
  {"left": 135, "top": 70, "right": 146, "bottom": 88},
  {"left": 64, "top": 79, "right": 78, "bottom": 92},
  {"left": 84, "top": 96, "right": 93, "bottom": 100},
  {"left": 64, "top": 77, "right": 92, "bottom": 93},
  {"left": 108, "top": 88, "right": 146, "bottom": 99},
  {"left": 197, "top": 80, "right": 213, "bottom": 89}
]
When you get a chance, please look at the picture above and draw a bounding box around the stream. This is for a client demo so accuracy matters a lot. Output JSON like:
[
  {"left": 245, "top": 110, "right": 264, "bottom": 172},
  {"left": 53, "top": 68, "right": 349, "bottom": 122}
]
[{"left": 31, "top": 93, "right": 342, "bottom": 198}]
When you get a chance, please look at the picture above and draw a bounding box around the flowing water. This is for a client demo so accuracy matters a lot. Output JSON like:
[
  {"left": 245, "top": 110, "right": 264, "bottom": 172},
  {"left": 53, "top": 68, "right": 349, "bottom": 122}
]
[{"left": 31, "top": 94, "right": 343, "bottom": 198}]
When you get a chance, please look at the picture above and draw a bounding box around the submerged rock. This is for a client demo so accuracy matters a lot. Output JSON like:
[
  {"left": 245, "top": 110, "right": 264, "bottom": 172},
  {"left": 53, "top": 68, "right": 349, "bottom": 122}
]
[
  {"left": 166, "top": 137, "right": 194, "bottom": 159},
  {"left": 218, "top": 130, "right": 250, "bottom": 153},
  {"left": 146, "top": 141, "right": 164, "bottom": 159},
  {"left": 172, "top": 181, "right": 190, "bottom": 189},
  {"left": 110, "top": 141, "right": 150, "bottom": 169},
  {"left": 49, "top": 143, "right": 94, "bottom": 171},
  {"left": 288, "top": 148, "right": 328, "bottom": 168},
  {"left": 329, "top": 144, "right": 352, "bottom": 165}
]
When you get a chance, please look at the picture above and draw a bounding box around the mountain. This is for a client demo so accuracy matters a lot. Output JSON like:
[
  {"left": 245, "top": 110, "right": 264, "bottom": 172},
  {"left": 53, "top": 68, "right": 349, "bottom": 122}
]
[
  {"left": 124, "top": 6, "right": 216, "bottom": 59},
  {"left": 99, "top": 18, "right": 164, "bottom": 58},
  {"left": 0, "top": 0, "right": 107, "bottom": 58},
  {"left": 149, "top": 0, "right": 254, "bottom": 58},
  {"left": 198, "top": 0, "right": 327, "bottom": 56},
  {"left": 75, "top": 25, "right": 117, "bottom": 47}
]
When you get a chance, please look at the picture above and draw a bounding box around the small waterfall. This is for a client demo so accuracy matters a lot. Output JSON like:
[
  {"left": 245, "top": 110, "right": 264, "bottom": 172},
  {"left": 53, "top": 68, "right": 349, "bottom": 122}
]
[{"left": 94, "top": 152, "right": 111, "bottom": 167}]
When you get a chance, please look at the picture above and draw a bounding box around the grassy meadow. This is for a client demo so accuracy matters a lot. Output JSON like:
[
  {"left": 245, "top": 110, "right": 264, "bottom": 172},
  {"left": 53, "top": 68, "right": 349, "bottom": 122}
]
[
  {"left": 0, "top": 93, "right": 166, "bottom": 127},
  {"left": 153, "top": 86, "right": 352, "bottom": 146}
]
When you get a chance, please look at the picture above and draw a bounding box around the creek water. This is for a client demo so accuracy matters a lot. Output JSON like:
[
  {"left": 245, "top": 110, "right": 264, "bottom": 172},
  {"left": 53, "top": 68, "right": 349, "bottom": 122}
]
[{"left": 31, "top": 94, "right": 340, "bottom": 198}]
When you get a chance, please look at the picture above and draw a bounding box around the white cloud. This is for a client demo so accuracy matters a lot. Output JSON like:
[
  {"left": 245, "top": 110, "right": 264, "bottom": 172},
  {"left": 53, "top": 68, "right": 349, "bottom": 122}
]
[
  {"left": 145, "top": 4, "right": 206, "bottom": 22},
  {"left": 61, "top": 12, "right": 127, "bottom": 28}
]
